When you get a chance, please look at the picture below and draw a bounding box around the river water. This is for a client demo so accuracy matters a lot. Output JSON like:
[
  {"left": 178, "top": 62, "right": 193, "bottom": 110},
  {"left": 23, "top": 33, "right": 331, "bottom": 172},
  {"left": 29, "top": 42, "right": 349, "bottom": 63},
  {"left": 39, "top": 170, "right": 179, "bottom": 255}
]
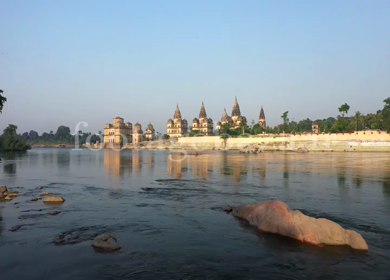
[{"left": 0, "top": 148, "right": 389, "bottom": 280}]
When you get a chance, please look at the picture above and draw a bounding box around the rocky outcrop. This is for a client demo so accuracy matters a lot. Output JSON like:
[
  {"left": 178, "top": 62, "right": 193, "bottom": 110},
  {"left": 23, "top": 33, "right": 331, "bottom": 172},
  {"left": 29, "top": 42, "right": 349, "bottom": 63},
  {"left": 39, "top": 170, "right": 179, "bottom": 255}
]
[
  {"left": 92, "top": 234, "right": 121, "bottom": 252},
  {"left": 43, "top": 196, "right": 65, "bottom": 203},
  {"left": 232, "top": 201, "right": 368, "bottom": 251},
  {"left": 39, "top": 192, "right": 53, "bottom": 196},
  {"left": 240, "top": 144, "right": 262, "bottom": 154}
]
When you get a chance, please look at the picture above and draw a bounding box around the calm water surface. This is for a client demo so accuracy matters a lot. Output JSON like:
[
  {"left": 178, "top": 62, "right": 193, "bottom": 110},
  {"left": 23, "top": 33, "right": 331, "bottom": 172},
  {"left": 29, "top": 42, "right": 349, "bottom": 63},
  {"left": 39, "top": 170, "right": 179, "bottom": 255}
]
[{"left": 1, "top": 148, "right": 390, "bottom": 280}]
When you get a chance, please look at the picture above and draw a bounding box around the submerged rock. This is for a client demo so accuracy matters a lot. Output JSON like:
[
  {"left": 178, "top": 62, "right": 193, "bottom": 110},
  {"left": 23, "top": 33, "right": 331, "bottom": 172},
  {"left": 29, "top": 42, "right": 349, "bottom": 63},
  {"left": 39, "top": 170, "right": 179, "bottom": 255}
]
[
  {"left": 222, "top": 204, "right": 233, "bottom": 213},
  {"left": 43, "top": 196, "right": 65, "bottom": 203},
  {"left": 9, "top": 225, "right": 24, "bottom": 232},
  {"left": 92, "top": 234, "right": 121, "bottom": 252},
  {"left": 232, "top": 201, "right": 368, "bottom": 251},
  {"left": 48, "top": 211, "right": 61, "bottom": 215},
  {"left": 39, "top": 192, "right": 53, "bottom": 196},
  {"left": 30, "top": 198, "right": 38, "bottom": 202},
  {"left": 37, "top": 186, "right": 44, "bottom": 190}
]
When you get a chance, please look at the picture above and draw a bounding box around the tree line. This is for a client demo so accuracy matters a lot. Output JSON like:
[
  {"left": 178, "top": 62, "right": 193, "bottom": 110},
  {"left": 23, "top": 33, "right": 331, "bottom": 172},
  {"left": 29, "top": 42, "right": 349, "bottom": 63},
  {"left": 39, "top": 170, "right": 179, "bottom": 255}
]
[
  {"left": 20, "top": 126, "right": 103, "bottom": 145},
  {"left": 215, "top": 98, "right": 390, "bottom": 136}
]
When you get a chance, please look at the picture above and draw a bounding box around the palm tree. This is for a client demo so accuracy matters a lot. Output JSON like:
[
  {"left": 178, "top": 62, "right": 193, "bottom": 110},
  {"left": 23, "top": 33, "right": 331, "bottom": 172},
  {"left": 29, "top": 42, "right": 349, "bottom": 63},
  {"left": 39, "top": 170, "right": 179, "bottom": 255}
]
[{"left": 351, "top": 111, "right": 363, "bottom": 131}]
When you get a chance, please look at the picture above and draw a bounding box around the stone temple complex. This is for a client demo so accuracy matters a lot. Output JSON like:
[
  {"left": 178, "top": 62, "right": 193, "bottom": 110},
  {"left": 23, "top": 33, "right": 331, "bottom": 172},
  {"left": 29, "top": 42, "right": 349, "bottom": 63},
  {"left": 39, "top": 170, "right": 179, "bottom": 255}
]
[
  {"left": 192, "top": 102, "right": 213, "bottom": 135},
  {"left": 167, "top": 104, "right": 188, "bottom": 138},
  {"left": 145, "top": 123, "right": 155, "bottom": 140},
  {"left": 104, "top": 117, "right": 132, "bottom": 145},
  {"left": 216, "top": 97, "right": 247, "bottom": 129},
  {"left": 104, "top": 117, "right": 155, "bottom": 146}
]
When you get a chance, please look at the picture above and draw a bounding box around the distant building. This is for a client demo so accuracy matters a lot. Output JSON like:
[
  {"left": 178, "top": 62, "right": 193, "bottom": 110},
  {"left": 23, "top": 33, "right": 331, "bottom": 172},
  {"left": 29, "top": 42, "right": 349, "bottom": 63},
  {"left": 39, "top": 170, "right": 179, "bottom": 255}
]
[
  {"left": 104, "top": 117, "right": 132, "bottom": 146},
  {"left": 312, "top": 122, "right": 319, "bottom": 133},
  {"left": 216, "top": 97, "right": 246, "bottom": 130},
  {"left": 167, "top": 104, "right": 188, "bottom": 138},
  {"left": 133, "top": 123, "right": 143, "bottom": 144},
  {"left": 258, "top": 107, "right": 266, "bottom": 128},
  {"left": 192, "top": 102, "right": 213, "bottom": 135},
  {"left": 145, "top": 123, "right": 155, "bottom": 140}
]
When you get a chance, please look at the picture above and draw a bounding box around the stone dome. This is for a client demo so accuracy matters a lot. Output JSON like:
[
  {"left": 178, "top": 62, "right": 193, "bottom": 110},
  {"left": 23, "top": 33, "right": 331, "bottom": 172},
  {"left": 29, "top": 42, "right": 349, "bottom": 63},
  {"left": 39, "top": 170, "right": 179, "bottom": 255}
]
[
  {"left": 167, "top": 119, "right": 173, "bottom": 124},
  {"left": 193, "top": 117, "right": 199, "bottom": 123}
]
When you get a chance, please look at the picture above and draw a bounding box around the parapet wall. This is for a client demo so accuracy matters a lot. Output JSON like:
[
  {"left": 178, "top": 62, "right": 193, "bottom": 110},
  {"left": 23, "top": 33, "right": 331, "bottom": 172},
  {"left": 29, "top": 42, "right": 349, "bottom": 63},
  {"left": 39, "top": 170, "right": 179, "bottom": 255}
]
[{"left": 177, "top": 131, "right": 390, "bottom": 152}]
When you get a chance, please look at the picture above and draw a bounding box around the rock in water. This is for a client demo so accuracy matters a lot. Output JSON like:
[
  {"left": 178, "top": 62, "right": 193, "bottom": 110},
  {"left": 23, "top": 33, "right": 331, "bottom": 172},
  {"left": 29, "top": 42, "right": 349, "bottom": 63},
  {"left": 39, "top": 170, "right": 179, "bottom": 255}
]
[
  {"left": 4, "top": 196, "right": 13, "bottom": 201},
  {"left": 222, "top": 204, "right": 233, "bottom": 213},
  {"left": 0, "top": 186, "right": 8, "bottom": 193},
  {"left": 92, "top": 234, "right": 121, "bottom": 252},
  {"left": 232, "top": 201, "right": 368, "bottom": 251},
  {"left": 37, "top": 186, "right": 44, "bottom": 190},
  {"left": 48, "top": 211, "right": 61, "bottom": 215},
  {"left": 43, "top": 196, "right": 65, "bottom": 203},
  {"left": 7, "top": 192, "right": 19, "bottom": 197},
  {"left": 39, "top": 192, "right": 53, "bottom": 196},
  {"left": 9, "top": 225, "right": 24, "bottom": 232},
  {"left": 30, "top": 198, "right": 38, "bottom": 202}
]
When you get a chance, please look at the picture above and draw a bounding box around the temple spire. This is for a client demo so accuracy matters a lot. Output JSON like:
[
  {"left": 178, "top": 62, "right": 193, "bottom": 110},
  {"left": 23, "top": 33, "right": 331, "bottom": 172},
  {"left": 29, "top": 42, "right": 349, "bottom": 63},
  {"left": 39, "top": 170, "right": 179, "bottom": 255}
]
[
  {"left": 232, "top": 97, "right": 241, "bottom": 117},
  {"left": 199, "top": 102, "right": 207, "bottom": 118},
  {"left": 174, "top": 104, "right": 182, "bottom": 119}
]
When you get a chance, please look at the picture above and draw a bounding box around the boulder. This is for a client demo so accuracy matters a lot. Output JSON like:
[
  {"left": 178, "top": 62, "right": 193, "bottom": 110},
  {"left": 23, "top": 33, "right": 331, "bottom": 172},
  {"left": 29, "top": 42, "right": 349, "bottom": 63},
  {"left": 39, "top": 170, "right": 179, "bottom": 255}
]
[
  {"left": 92, "top": 234, "right": 121, "bottom": 252},
  {"left": 3, "top": 191, "right": 9, "bottom": 196},
  {"left": 43, "top": 196, "right": 65, "bottom": 203},
  {"left": 30, "top": 198, "right": 38, "bottom": 202},
  {"left": 39, "top": 192, "right": 53, "bottom": 196},
  {"left": 4, "top": 196, "right": 13, "bottom": 201},
  {"left": 232, "top": 201, "right": 368, "bottom": 251},
  {"left": 37, "top": 186, "right": 44, "bottom": 190},
  {"left": 0, "top": 186, "right": 7, "bottom": 193},
  {"left": 222, "top": 204, "right": 233, "bottom": 213},
  {"left": 7, "top": 192, "right": 19, "bottom": 197}
]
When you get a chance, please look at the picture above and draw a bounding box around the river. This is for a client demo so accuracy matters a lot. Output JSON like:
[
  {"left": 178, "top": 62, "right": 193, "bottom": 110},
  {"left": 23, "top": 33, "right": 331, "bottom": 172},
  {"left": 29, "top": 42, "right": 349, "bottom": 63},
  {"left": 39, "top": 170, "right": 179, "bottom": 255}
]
[{"left": 0, "top": 148, "right": 389, "bottom": 279}]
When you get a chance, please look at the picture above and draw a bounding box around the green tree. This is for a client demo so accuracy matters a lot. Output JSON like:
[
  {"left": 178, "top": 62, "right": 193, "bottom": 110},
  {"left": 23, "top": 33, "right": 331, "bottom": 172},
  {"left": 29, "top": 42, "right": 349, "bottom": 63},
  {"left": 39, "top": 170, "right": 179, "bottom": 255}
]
[
  {"left": 350, "top": 111, "right": 364, "bottom": 131},
  {"left": 338, "top": 103, "right": 350, "bottom": 117},
  {"left": 238, "top": 119, "right": 249, "bottom": 134},
  {"left": 0, "top": 89, "right": 6, "bottom": 113},
  {"left": 383, "top": 97, "right": 390, "bottom": 131},
  {"left": 281, "top": 111, "right": 289, "bottom": 132},
  {"left": 0, "top": 124, "right": 30, "bottom": 151},
  {"left": 162, "top": 134, "right": 170, "bottom": 140}
]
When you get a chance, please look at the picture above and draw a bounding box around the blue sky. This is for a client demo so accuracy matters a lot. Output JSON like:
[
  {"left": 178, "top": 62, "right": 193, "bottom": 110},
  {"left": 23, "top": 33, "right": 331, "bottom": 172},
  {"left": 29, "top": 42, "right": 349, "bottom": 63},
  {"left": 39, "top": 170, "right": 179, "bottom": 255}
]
[{"left": 1, "top": 0, "right": 389, "bottom": 134}]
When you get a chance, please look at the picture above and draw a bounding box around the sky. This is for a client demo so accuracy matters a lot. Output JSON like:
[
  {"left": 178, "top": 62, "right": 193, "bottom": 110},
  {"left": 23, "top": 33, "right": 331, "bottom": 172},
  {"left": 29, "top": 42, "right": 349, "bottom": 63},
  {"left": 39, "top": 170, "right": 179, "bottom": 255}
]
[{"left": 0, "top": 0, "right": 389, "bottom": 135}]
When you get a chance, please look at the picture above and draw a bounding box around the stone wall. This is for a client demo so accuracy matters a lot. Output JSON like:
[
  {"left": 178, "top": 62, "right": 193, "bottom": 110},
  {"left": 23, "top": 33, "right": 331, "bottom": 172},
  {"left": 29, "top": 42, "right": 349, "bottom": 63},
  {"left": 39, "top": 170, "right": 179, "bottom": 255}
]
[{"left": 177, "top": 131, "right": 390, "bottom": 152}]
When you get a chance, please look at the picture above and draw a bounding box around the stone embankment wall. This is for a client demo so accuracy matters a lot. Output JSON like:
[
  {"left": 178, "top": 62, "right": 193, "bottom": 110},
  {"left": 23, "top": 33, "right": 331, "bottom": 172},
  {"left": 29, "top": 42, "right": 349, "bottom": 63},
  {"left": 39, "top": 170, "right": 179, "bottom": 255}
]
[{"left": 177, "top": 131, "right": 390, "bottom": 152}]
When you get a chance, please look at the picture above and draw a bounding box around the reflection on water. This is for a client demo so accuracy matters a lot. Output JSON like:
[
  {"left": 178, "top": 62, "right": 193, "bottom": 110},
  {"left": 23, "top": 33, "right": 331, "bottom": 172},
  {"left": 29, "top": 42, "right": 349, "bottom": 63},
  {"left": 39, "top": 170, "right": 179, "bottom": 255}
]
[{"left": 1, "top": 149, "right": 390, "bottom": 279}]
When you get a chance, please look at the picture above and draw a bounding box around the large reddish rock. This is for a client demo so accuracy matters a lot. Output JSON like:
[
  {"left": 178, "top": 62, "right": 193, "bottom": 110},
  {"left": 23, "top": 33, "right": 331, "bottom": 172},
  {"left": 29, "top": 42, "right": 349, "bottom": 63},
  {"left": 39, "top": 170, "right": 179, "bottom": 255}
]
[{"left": 232, "top": 201, "right": 368, "bottom": 251}]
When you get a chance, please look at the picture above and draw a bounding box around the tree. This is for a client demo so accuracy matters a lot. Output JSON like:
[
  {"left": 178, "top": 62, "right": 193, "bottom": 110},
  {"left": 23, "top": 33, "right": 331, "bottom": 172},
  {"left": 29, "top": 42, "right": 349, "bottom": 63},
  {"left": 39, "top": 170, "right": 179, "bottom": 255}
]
[
  {"left": 0, "top": 124, "right": 30, "bottom": 151},
  {"left": 383, "top": 97, "right": 390, "bottom": 132},
  {"left": 281, "top": 111, "right": 289, "bottom": 132},
  {"left": 338, "top": 103, "right": 350, "bottom": 117},
  {"left": 351, "top": 111, "right": 363, "bottom": 131},
  {"left": 162, "top": 134, "right": 170, "bottom": 140},
  {"left": 238, "top": 119, "right": 249, "bottom": 134},
  {"left": 0, "top": 89, "right": 6, "bottom": 113}
]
